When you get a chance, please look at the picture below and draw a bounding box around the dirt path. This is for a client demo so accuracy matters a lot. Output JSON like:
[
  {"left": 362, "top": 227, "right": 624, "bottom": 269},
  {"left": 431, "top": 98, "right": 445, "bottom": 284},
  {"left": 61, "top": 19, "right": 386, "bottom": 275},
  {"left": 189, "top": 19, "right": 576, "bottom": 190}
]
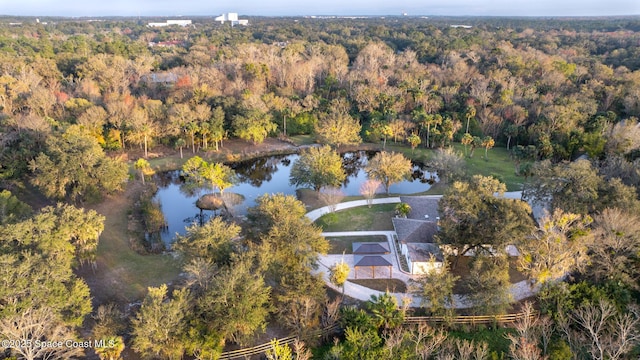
[
  {"left": 77, "top": 183, "right": 181, "bottom": 307},
  {"left": 77, "top": 138, "right": 315, "bottom": 307}
]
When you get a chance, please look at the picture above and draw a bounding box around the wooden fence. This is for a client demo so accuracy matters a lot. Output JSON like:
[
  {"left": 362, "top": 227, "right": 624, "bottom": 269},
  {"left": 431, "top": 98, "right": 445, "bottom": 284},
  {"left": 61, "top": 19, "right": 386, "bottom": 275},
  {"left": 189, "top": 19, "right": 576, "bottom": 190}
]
[
  {"left": 219, "top": 324, "right": 339, "bottom": 359},
  {"left": 404, "top": 311, "right": 537, "bottom": 326},
  {"left": 218, "top": 312, "right": 535, "bottom": 359}
]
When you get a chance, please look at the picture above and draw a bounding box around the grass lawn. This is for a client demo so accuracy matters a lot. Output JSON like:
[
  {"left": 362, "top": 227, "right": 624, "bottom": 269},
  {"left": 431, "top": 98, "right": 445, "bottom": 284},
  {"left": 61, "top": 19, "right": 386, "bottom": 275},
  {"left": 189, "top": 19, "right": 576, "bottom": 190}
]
[
  {"left": 315, "top": 203, "right": 396, "bottom": 231},
  {"left": 350, "top": 278, "right": 408, "bottom": 293},
  {"left": 288, "top": 134, "right": 316, "bottom": 146},
  {"left": 81, "top": 184, "right": 182, "bottom": 304},
  {"left": 325, "top": 235, "right": 388, "bottom": 254},
  {"left": 385, "top": 142, "right": 523, "bottom": 191}
]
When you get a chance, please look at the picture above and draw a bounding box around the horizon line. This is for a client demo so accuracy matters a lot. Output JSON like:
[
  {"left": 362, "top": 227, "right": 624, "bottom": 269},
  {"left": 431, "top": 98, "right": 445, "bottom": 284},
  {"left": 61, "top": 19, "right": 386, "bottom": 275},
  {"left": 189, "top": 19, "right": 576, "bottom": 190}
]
[{"left": 2, "top": 13, "right": 640, "bottom": 18}]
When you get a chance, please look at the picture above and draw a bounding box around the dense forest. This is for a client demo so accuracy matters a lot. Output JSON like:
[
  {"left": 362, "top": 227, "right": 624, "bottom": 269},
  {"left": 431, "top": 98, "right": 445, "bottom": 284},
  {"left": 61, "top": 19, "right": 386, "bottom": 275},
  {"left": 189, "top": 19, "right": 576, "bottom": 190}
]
[{"left": 1, "top": 15, "right": 640, "bottom": 359}]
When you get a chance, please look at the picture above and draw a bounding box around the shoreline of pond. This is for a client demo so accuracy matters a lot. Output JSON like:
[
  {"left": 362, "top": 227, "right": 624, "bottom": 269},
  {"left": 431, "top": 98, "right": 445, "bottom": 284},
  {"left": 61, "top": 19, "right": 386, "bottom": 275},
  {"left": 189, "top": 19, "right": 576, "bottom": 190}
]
[
  {"left": 133, "top": 138, "right": 385, "bottom": 174},
  {"left": 151, "top": 148, "right": 439, "bottom": 246}
]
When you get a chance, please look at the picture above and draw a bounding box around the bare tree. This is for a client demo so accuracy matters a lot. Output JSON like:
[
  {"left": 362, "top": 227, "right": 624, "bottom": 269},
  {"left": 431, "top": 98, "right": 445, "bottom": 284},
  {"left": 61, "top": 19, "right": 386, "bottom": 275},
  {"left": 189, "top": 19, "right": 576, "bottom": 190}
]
[
  {"left": 409, "top": 323, "right": 448, "bottom": 360},
  {"left": 588, "top": 208, "right": 640, "bottom": 288},
  {"left": 507, "top": 302, "right": 547, "bottom": 360},
  {"left": 605, "top": 118, "right": 640, "bottom": 155},
  {"left": 539, "top": 315, "right": 554, "bottom": 356},
  {"left": 319, "top": 187, "right": 345, "bottom": 213},
  {"left": 359, "top": 179, "right": 381, "bottom": 208},
  {"left": 428, "top": 148, "right": 465, "bottom": 183},
  {"left": 0, "top": 307, "right": 84, "bottom": 360},
  {"left": 320, "top": 298, "right": 341, "bottom": 342},
  {"left": 383, "top": 327, "right": 406, "bottom": 358},
  {"left": 292, "top": 339, "right": 312, "bottom": 360},
  {"left": 438, "top": 339, "right": 488, "bottom": 360},
  {"left": 568, "top": 300, "right": 640, "bottom": 360}
]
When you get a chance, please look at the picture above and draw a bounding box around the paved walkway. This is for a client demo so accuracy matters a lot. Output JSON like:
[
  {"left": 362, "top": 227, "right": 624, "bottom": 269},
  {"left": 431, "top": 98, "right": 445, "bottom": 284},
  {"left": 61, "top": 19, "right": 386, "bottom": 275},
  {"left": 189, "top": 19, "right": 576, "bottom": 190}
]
[{"left": 309, "top": 191, "right": 542, "bottom": 308}]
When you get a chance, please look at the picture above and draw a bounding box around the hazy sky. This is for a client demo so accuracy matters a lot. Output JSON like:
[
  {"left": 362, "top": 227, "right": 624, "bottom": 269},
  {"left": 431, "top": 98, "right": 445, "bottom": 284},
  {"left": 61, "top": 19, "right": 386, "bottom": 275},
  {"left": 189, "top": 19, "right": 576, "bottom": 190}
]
[{"left": 2, "top": 0, "right": 638, "bottom": 17}]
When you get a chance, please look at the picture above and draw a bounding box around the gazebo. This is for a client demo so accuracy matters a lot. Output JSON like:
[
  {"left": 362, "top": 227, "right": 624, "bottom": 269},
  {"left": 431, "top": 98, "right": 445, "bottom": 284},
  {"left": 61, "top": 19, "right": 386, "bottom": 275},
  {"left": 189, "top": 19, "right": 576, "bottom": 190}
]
[{"left": 354, "top": 255, "right": 393, "bottom": 279}]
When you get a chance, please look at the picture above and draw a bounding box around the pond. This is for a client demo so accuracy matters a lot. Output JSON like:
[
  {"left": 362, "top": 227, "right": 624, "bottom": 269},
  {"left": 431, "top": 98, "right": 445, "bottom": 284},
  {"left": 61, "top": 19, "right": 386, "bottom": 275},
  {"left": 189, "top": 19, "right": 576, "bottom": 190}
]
[{"left": 153, "top": 151, "right": 438, "bottom": 245}]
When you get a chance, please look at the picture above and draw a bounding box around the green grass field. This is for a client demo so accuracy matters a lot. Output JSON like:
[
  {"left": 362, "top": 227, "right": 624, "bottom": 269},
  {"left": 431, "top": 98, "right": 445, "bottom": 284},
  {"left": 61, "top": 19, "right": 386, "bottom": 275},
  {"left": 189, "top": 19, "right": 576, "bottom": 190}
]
[
  {"left": 84, "top": 185, "right": 182, "bottom": 304},
  {"left": 349, "top": 278, "right": 408, "bottom": 293},
  {"left": 315, "top": 203, "right": 397, "bottom": 232},
  {"left": 325, "top": 235, "right": 388, "bottom": 254},
  {"left": 385, "top": 142, "right": 523, "bottom": 191}
]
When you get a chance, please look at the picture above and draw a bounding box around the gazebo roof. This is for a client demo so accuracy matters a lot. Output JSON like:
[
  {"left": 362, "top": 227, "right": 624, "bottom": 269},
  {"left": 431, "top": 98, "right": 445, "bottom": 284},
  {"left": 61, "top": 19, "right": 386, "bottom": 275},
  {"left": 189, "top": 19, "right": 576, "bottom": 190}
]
[
  {"left": 353, "top": 242, "right": 390, "bottom": 254},
  {"left": 354, "top": 255, "right": 392, "bottom": 267}
]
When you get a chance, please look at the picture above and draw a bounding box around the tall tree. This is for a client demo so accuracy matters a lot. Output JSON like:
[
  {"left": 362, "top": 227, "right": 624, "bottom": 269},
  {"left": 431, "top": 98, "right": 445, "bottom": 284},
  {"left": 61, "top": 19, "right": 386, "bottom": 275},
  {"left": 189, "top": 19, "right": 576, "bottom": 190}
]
[
  {"left": 437, "top": 175, "right": 535, "bottom": 261},
  {"left": 461, "top": 133, "right": 473, "bottom": 157},
  {"left": 173, "top": 217, "right": 239, "bottom": 265},
  {"left": 465, "top": 254, "right": 512, "bottom": 315},
  {"left": 133, "top": 158, "right": 154, "bottom": 185},
  {"left": 0, "top": 204, "right": 102, "bottom": 329},
  {"left": 411, "top": 258, "right": 459, "bottom": 316},
  {"left": 0, "top": 308, "right": 84, "bottom": 360},
  {"left": 247, "top": 194, "right": 328, "bottom": 279},
  {"left": 207, "top": 106, "right": 226, "bottom": 151},
  {"left": 504, "top": 124, "right": 520, "bottom": 150},
  {"left": 481, "top": 136, "right": 495, "bottom": 160},
  {"left": 168, "top": 103, "right": 197, "bottom": 153},
  {"left": 181, "top": 156, "right": 237, "bottom": 195},
  {"left": 314, "top": 98, "right": 361, "bottom": 147},
  {"left": 29, "top": 125, "right": 128, "bottom": 203},
  {"left": 365, "top": 151, "right": 412, "bottom": 195},
  {"left": 330, "top": 257, "right": 350, "bottom": 298},
  {"left": 565, "top": 300, "right": 640, "bottom": 360},
  {"left": 128, "top": 105, "right": 159, "bottom": 159},
  {"left": 196, "top": 256, "right": 272, "bottom": 346},
  {"left": 0, "top": 190, "right": 32, "bottom": 225},
  {"left": 290, "top": 145, "right": 346, "bottom": 191},
  {"left": 131, "top": 285, "right": 189, "bottom": 360},
  {"left": 524, "top": 159, "right": 602, "bottom": 214},
  {"left": 233, "top": 109, "right": 277, "bottom": 145},
  {"left": 587, "top": 208, "right": 640, "bottom": 289},
  {"left": 428, "top": 147, "right": 466, "bottom": 184},
  {"left": 518, "top": 209, "right": 592, "bottom": 285},
  {"left": 359, "top": 179, "right": 381, "bottom": 208},
  {"left": 193, "top": 103, "right": 212, "bottom": 150},
  {"left": 407, "top": 133, "right": 421, "bottom": 154}
]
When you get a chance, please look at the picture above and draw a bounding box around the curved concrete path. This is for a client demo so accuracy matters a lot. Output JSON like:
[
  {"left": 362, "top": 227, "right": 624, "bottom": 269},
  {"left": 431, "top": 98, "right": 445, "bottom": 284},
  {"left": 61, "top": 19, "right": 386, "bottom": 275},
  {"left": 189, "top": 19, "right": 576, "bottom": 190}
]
[
  {"left": 305, "top": 197, "right": 401, "bottom": 222},
  {"left": 305, "top": 191, "right": 526, "bottom": 222},
  {"left": 308, "top": 191, "right": 541, "bottom": 309}
]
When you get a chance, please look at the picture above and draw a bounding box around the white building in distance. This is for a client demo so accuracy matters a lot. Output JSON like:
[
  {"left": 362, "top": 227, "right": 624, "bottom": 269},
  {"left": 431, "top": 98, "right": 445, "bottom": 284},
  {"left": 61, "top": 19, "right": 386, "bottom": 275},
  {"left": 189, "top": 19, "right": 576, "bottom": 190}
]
[
  {"left": 148, "top": 19, "right": 192, "bottom": 27},
  {"left": 215, "top": 13, "right": 248, "bottom": 26}
]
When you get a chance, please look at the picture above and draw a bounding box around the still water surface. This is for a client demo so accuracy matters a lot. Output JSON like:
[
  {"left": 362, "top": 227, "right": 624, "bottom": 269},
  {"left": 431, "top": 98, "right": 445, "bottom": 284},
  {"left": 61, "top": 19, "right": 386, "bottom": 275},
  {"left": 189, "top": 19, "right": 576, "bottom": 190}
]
[{"left": 153, "top": 151, "right": 438, "bottom": 244}]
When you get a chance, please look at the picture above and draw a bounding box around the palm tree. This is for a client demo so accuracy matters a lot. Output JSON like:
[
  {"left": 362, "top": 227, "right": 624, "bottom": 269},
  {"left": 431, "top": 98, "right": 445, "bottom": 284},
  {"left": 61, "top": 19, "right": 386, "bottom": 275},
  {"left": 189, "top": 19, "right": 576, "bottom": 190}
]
[
  {"left": 482, "top": 136, "right": 495, "bottom": 160},
  {"left": 365, "top": 292, "right": 404, "bottom": 330},
  {"left": 465, "top": 105, "right": 476, "bottom": 134},
  {"left": 174, "top": 138, "right": 186, "bottom": 159},
  {"left": 184, "top": 121, "right": 200, "bottom": 154},
  {"left": 94, "top": 336, "right": 125, "bottom": 360},
  {"left": 134, "top": 158, "right": 154, "bottom": 185},
  {"left": 395, "top": 203, "right": 411, "bottom": 218},
  {"left": 461, "top": 133, "right": 473, "bottom": 157},
  {"left": 407, "top": 133, "right": 421, "bottom": 154}
]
